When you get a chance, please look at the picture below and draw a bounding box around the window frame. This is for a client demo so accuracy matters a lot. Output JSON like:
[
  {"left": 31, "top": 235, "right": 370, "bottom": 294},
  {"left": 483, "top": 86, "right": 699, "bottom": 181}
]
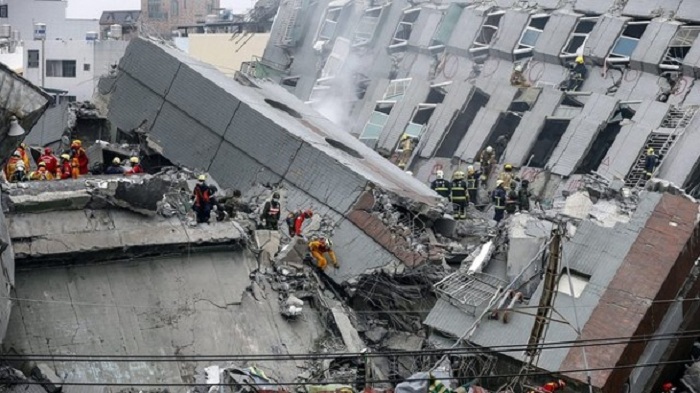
[
  {"left": 27, "top": 50, "right": 39, "bottom": 68},
  {"left": 389, "top": 7, "right": 421, "bottom": 50},
  {"left": 46, "top": 60, "right": 77, "bottom": 78},
  {"left": 352, "top": 5, "right": 387, "bottom": 47},
  {"left": 514, "top": 14, "right": 550, "bottom": 58},
  {"left": 147, "top": 0, "right": 165, "bottom": 20},
  {"left": 316, "top": 5, "right": 344, "bottom": 42},
  {"left": 560, "top": 16, "right": 599, "bottom": 60},
  {"left": 0, "top": 5, "right": 8, "bottom": 19},
  {"left": 606, "top": 20, "right": 650, "bottom": 65},
  {"left": 660, "top": 25, "right": 700, "bottom": 71},
  {"left": 469, "top": 10, "right": 505, "bottom": 55}
]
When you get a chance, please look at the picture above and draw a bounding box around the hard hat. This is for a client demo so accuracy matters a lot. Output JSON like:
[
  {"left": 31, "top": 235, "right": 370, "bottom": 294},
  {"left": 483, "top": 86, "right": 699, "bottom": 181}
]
[
  {"left": 401, "top": 134, "right": 409, "bottom": 140},
  {"left": 71, "top": 139, "right": 82, "bottom": 147},
  {"left": 15, "top": 162, "right": 24, "bottom": 170},
  {"left": 38, "top": 161, "right": 46, "bottom": 167},
  {"left": 486, "top": 146, "right": 493, "bottom": 153},
  {"left": 514, "top": 63, "right": 524, "bottom": 72},
  {"left": 198, "top": 174, "right": 206, "bottom": 181},
  {"left": 436, "top": 170, "right": 444, "bottom": 179},
  {"left": 61, "top": 154, "right": 70, "bottom": 160},
  {"left": 11, "top": 150, "right": 20, "bottom": 157},
  {"left": 496, "top": 180, "right": 504, "bottom": 186},
  {"left": 130, "top": 156, "right": 139, "bottom": 164},
  {"left": 453, "top": 170, "right": 465, "bottom": 180},
  {"left": 326, "top": 239, "right": 333, "bottom": 248},
  {"left": 112, "top": 157, "right": 121, "bottom": 165},
  {"left": 575, "top": 56, "right": 584, "bottom": 64},
  {"left": 19, "top": 143, "right": 26, "bottom": 149},
  {"left": 467, "top": 165, "right": 475, "bottom": 174},
  {"left": 647, "top": 147, "right": 654, "bottom": 154},
  {"left": 272, "top": 192, "right": 280, "bottom": 200},
  {"left": 44, "top": 147, "right": 52, "bottom": 154},
  {"left": 504, "top": 164, "right": 513, "bottom": 170},
  {"left": 663, "top": 383, "right": 673, "bottom": 391},
  {"left": 305, "top": 209, "right": 313, "bottom": 217}
]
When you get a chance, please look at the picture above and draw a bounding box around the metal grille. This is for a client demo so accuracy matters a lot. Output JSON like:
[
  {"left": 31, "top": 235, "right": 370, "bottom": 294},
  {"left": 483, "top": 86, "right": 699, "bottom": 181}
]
[
  {"left": 434, "top": 271, "right": 506, "bottom": 316},
  {"left": 660, "top": 105, "right": 698, "bottom": 128}
]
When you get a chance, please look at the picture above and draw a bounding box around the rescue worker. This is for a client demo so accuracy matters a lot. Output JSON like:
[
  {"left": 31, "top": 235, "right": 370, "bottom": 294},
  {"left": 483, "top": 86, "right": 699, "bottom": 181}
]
[
  {"left": 70, "top": 155, "right": 80, "bottom": 179},
  {"left": 505, "top": 185, "right": 518, "bottom": 215},
  {"left": 260, "top": 192, "right": 282, "bottom": 230},
  {"left": 541, "top": 379, "right": 566, "bottom": 393},
  {"left": 466, "top": 165, "right": 481, "bottom": 205},
  {"left": 451, "top": 170, "right": 468, "bottom": 220},
  {"left": 397, "top": 134, "right": 415, "bottom": 170},
  {"left": 568, "top": 56, "right": 588, "bottom": 91},
  {"left": 104, "top": 157, "right": 125, "bottom": 174},
  {"left": 192, "top": 175, "right": 212, "bottom": 224},
  {"left": 518, "top": 179, "right": 532, "bottom": 212},
  {"left": 224, "top": 189, "right": 252, "bottom": 218},
  {"left": 59, "top": 154, "right": 72, "bottom": 179},
  {"left": 661, "top": 382, "right": 676, "bottom": 393},
  {"left": 288, "top": 209, "right": 313, "bottom": 237},
  {"left": 16, "top": 143, "right": 30, "bottom": 170},
  {"left": 510, "top": 63, "right": 529, "bottom": 87},
  {"left": 208, "top": 185, "right": 226, "bottom": 222},
  {"left": 430, "top": 170, "right": 451, "bottom": 199},
  {"left": 70, "top": 140, "right": 89, "bottom": 175},
  {"left": 479, "top": 146, "right": 495, "bottom": 179},
  {"left": 308, "top": 237, "right": 339, "bottom": 270},
  {"left": 644, "top": 147, "right": 658, "bottom": 178},
  {"left": 498, "top": 164, "right": 515, "bottom": 191},
  {"left": 4, "top": 150, "right": 22, "bottom": 180},
  {"left": 29, "top": 161, "right": 54, "bottom": 180},
  {"left": 39, "top": 147, "right": 58, "bottom": 175},
  {"left": 492, "top": 180, "right": 507, "bottom": 223},
  {"left": 10, "top": 161, "right": 27, "bottom": 182},
  {"left": 125, "top": 157, "right": 144, "bottom": 175}
]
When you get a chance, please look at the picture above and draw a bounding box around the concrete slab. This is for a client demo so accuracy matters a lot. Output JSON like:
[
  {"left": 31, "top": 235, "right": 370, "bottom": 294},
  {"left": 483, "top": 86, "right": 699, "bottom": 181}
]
[
  {"left": 446, "top": 6, "right": 487, "bottom": 58},
  {"left": 622, "top": 0, "right": 681, "bottom": 18},
  {"left": 574, "top": 0, "right": 615, "bottom": 15},
  {"left": 585, "top": 15, "right": 629, "bottom": 66},
  {"left": 490, "top": 9, "right": 530, "bottom": 61},
  {"left": 630, "top": 20, "right": 680, "bottom": 74},
  {"left": 534, "top": 11, "right": 579, "bottom": 65},
  {"left": 677, "top": 0, "right": 700, "bottom": 23}
]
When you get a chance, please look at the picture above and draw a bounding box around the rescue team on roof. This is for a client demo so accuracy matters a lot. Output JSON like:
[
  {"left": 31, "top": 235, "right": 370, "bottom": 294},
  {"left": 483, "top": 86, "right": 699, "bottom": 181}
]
[
  {"left": 191, "top": 176, "right": 339, "bottom": 271},
  {"left": 3, "top": 140, "right": 143, "bottom": 182}
]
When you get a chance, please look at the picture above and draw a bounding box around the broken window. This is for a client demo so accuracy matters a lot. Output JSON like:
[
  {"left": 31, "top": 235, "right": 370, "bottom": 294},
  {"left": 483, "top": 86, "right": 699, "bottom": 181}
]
[
  {"left": 316, "top": 5, "right": 345, "bottom": 42},
  {"left": 436, "top": 89, "right": 489, "bottom": 158},
  {"left": 470, "top": 10, "right": 505, "bottom": 56},
  {"left": 575, "top": 105, "right": 635, "bottom": 174},
  {"left": 514, "top": 14, "right": 550, "bottom": 60},
  {"left": 389, "top": 8, "right": 420, "bottom": 50},
  {"left": 557, "top": 271, "right": 589, "bottom": 298},
  {"left": 527, "top": 119, "right": 569, "bottom": 167},
  {"left": 481, "top": 111, "right": 522, "bottom": 160},
  {"left": 429, "top": 3, "right": 465, "bottom": 53},
  {"left": 352, "top": 5, "right": 387, "bottom": 47},
  {"left": 606, "top": 21, "right": 649, "bottom": 65},
  {"left": 318, "top": 37, "right": 350, "bottom": 82},
  {"left": 660, "top": 26, "right": 700, "bottom": 71},
  {"left": 384, "top": 78, "right": 412, "bottom": 100},
  {"left": 360, "top": 104, "right": 393, "bottom": 148},
  {"left": 560, "top": 16, "right": 598, "bottom": 60}
]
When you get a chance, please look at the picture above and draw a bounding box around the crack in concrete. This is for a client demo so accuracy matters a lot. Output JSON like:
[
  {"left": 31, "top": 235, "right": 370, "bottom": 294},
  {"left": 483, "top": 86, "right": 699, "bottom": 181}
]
[{"left": 193, "top": 297, "right": 241, "bottom": 310}]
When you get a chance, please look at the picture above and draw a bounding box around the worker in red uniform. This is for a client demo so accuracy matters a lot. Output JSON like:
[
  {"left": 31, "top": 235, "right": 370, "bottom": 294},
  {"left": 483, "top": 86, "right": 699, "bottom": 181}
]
[
  {"left": 125, "top": 157, "right": 143, "bottom": 175},
  {"left": 58, "top": 154, "right": 72, "bottom": 179},
  {"left": 17, "top": 143, "right": 30, "bottom": 170},
  {"left": 191, "top": 174, "right": 212, "bottom": 224},
  {"left": 287, "top": 209, "right": 313, "bottom": 237},
  {"left": 39, "top": 147, "right": 58, "bottom": 175},
  {"left": 541, "top": 379, "right": 566, "bottom": 393},
  {"left": 70, "top": 140, "right": 89, "bottom": 174}
]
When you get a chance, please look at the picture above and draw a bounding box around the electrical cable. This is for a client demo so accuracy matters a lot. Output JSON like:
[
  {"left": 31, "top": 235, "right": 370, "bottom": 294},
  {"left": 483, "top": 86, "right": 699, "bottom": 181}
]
[
  {"left": 0, "top": 358, "right": 694, "bottom": 387},
  {"left": 3, "top": 329, "right": 699, "bottom": 362}
]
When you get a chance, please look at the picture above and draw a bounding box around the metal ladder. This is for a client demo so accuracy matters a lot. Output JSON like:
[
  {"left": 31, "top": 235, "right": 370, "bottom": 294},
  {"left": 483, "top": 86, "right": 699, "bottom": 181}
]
[
  {"left": 278, "top": 0, "right": 303, "bottom": 47},
  {"left": 625, "top": 106, "right": 698, "bottom": 188}
]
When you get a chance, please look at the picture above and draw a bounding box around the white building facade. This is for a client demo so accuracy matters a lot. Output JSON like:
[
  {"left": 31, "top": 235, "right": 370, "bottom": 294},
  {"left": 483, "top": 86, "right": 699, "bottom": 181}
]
[{"left": 0, "top": 0, "right": 98, "bottom": 42}]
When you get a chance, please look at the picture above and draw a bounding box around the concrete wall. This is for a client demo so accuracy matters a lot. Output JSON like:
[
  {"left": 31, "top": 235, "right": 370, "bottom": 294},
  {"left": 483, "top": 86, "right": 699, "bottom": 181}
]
[
  {"left": 140, "top": 0, "right": 219, "bottom": 36},
  {"left": 187, "top": 33, "right": 271, "bottom": 76}
]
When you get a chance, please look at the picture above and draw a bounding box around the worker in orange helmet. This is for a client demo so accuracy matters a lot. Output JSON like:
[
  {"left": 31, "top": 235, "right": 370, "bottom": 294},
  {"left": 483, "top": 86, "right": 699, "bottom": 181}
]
[
  {"left": 70, "top": 139, "right": 89, "bottom": 174},
  {"left": 17, "top": 142, "right": 30, "bottom": 170},
  {"left": 308, "top": 237, "right": 339, "bottom": 269},
  {"left": 541, "top": 379, "right": 566, "bottom": 393}
]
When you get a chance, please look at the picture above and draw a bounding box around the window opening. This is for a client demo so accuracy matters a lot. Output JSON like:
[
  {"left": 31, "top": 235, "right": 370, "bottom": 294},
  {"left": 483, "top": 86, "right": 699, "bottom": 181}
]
[
  {"left": 46, "top": 60, "right": 77, "bottom": 78},
  {"left": 557, "top": 271, "right": 590, "bottom": 298},
  {"left": 317, "top": 6, "right": 344, "bottom": 42},
  {"left": 27, "top": 50, "right": 39, "bottom": 68},
  {"left": 352, "top": 5, "right": 386, "bottom": 47},
  {"left": 514, "top": 14, "right": 550, "bottom": 60},
  {"left": 359, "top": 104, "right": 393, "bottom": 147},
  {"left": 436, "top": 89, "right": 489, "bottom": 158},
  {"left": 527, "top": 119, "right": 569, "bottom": 167},
  {"left": 481, "top": 111, "right": 522, "bottom": 161},
  {"left": 606, "top": 21, "right": 649, "bottom": 66},
  {"left": 384, "top": 78, "right": 412, "bottom": 100},
  {"left": 575, "top": 105, "right": 635, "bottom": 174},
  {"left": 429, "top": 3, "right": 464, "bottom": 52},
  {"left": 660, "top": 25, "right": 700, "bottom": 71},
  {"left": 318, "top": 37, "right": 350, "bottom": 82},
  {"left": 560, "top": 16, "right": 598, "bottom": 60},
  {"left": 389, "top": 8, "right": 420, "bottom": 50},
  {"left": 147, "top": 0, "right": 164, "bottom": 19},
  {"left": 684, "top": 157, "right": 700, "bottom": 199},
  {"left": 470, "top": 11, "right": 504, "bottom": 56},
  {"left": 171, "top": 0, "right": 179, "bottom": 17}
]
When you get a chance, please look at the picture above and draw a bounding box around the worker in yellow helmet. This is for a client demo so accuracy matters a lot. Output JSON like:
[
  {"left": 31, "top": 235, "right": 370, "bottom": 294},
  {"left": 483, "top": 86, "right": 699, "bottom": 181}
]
[
  {"left": 498, "top": 164, "right": 515, "bottom": 191},
  {"left": 644, "top": 147, "right": 658, "bottom": 178},
  {"left": 308, "top": 237, "right": 338, "bottom": 270},
  {"left": 397, "top": 134, "right": 416, "bottom": 170}
]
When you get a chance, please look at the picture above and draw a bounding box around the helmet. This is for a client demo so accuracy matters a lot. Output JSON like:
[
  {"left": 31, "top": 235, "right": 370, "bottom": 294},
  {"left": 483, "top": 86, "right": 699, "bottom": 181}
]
[
  {"left": 453, "top": 171, "right": 465, "bottom": 180},
  {"left": 467, "top": 165, "right": 475, "bottom": 174},
  {"left": 305, "top": 209, "right": 313, "bottom": 218},
  {"left": 496, "top": 180, "right": 504, "bottom": 186},
  {"left": 326, "top": 239, "right": 333, "bottom": 248},
  {"left": 504, "top": 164, "right": 513, "bottom": 171},
  {"left": 130, "top": 156, "right": 139, "bottom": 164},
  {"left": 15, "top": 162, "right": 24, "bottom": 170},
  {"left": 401, "top": 134, "right": 410, "bottom": 141},
  {"left": 38, "top": 161, "right": 46, "bottom": 167},
  {"left": 71, "top": 139, "right": 82, "bottom": 147},
  {"left": 198, "top": 174, "right": 206, "bottom": 181},
  {"left": 647, "top": 147, "right": 654, "bottom": 154},
  {"left": 662, "top": 383, "right": 673, "bottom": 392},
  {"left": 436, "top": 170, "right": 444, "bottom": 179},
  {"left": 272, "top": 192, "right": 280, "bottom": 200},
  {"left": 112, "top": 157, "right": 121, "bottom": 165},
  {"left": 20, "top": 143, "right": 26, "bottom": 149},
  {"left": 11, "top": 150, "right": 20, "bottom": 158},
  {"left": 521, "top": 179, "right": 530, "bottom": 187},
  {"left": 61, "top": 154, "right": 70, "bottom": 160},
  {"left": 44, "top": 147, "right": 52, "bottom": 155},
  {"left": 575, "top": 56, "right": 584, "bottom": 64},
  {"left": 486, "top": 146, "right": 493, "bottom": 153}
]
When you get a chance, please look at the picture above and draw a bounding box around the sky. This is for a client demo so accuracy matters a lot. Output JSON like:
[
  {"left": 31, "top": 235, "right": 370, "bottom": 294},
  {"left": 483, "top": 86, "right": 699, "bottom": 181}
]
[{"left": 66, "top": 0, "right": 253, "bottom": 19}]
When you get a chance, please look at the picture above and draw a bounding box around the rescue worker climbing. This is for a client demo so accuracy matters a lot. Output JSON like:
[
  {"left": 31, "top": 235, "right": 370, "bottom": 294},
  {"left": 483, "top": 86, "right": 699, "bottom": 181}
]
[
  {"left": 451, "top": 170, "right": 468, "bottom": 220},
  {"left": 466, "top": 165, "right": 481, "bottom": 206},
  {"left": 480, "top": 146, "right": 495, "bottom": 180},
  {"left": 397, "top": 134, "right": 415, "bottom": 170},
  {"left": 70, "top": 140, "right": 89, "bottom": 174},
  {"left": 492, "top": 180, "right": 507, "bottom": 223},
  {"left": 105, "top": 157, "right": 125, "bottom": 174},
  {"left": 308, "top": 237, "right": 339, "bottom": 270},
  {"left": 562, "top": 56, "right": 588, "bottom": 92},
  {"left": 59, "top": 154, "right": 72, "bottom": 179},
  {"left": 192, "top": 175, "right": 213, "bottom": 224},
  {"left": 288, "top": 209, "right": 313, "bottom": 237},
  {"left": 260, "top": 192, "right": 282, "bottom": 230},
  {"left": 510, "top": 62, "right": 530, "bottom": 87},
  {"left": 16, "top": 143, "right": 30, "bottom": 170},
  {"left": 430, "top": 170, "right": 451, "bottom": 199},
  {"left": 644, "top": 147, "right": 658, "bottom": 178},
  {"left": 498, "top": 164, "right": 515, "bottom": 191},
  {"left": 518, "top": 179, "right": 532, "bottom": 212},
  {"left": 29, "top": 161, "right": 54, "bottom": 180},
  {"left": 125, "top": 157, "right": 143, "bottom": 175},
  {"left": 39, "top": 147, "right": 58, "bottom": 175},
  {"left": 540, "top": 379, "right": 566, "bottom": 393},
  {"left": 4, "top": 150, "right": 22, "bottom": 180}
]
